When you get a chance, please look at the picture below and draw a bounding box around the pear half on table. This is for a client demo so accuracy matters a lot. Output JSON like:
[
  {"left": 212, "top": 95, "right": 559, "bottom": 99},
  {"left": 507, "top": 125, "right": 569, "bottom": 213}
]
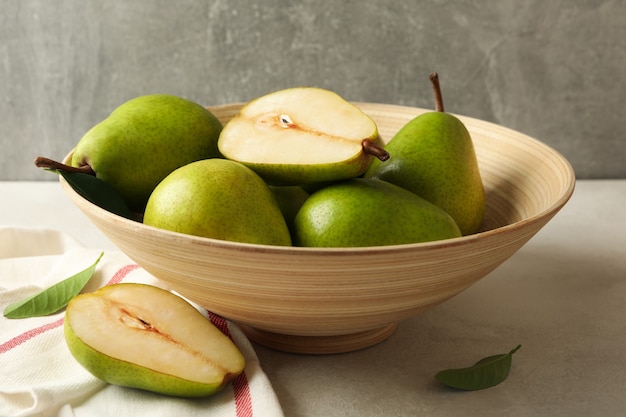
[
  {"left": 218, "top": 87, "right": 388, "bottom": 185},
  {"left": 64, "top": 283, "right": 245, "bottom": 398}
]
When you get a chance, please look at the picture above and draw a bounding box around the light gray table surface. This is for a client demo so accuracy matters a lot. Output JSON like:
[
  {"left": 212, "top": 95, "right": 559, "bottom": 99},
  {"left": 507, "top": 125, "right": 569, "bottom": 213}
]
[{"left": 1, "top": 179, "right": 625, "bottom": 416}]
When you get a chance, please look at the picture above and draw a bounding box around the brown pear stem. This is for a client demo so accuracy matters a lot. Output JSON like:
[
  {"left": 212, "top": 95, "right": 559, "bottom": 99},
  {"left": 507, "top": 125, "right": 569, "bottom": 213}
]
[
  {"left": 429, "top": 72, "right": 445, "bottom": 112},
  {"left": 34, "top": 156, "right": 95, "bottom": 176},
  {"left": 362, "top": 140, "right": 390, "bottom": 162}
]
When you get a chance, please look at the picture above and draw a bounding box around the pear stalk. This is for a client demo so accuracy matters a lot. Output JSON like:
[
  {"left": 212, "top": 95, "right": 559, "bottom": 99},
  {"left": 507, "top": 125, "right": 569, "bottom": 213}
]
[
  {"left": 429, "top": 72, "right": 445, "bottom": 113},
  {"left": 34, "top": 156, "right": 95, "bottom": 176},
  {"left": 362, "top": 140, "right": 390, "bottom": 162}
]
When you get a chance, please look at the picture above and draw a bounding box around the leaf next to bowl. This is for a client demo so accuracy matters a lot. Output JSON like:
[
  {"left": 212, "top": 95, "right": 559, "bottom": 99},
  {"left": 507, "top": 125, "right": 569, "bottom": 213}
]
[
  {"left": 435, "top": 344, "right": 521, "bottom": 391},
  {"left": 3, "top": 252, "right": 104, "bottom": 319}
]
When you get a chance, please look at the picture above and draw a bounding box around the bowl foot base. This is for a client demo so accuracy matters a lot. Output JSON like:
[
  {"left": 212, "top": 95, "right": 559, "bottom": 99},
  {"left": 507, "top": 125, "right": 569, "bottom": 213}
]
[{"left": 239, "top": 324, "right": 398, "bottom": 354}]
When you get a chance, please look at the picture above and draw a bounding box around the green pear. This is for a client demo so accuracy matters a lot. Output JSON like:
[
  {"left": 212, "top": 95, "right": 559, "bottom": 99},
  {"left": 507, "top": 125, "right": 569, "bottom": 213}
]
[
  {"left": 269, "top": 185, "right": 310, "bottom": 232},
  {"left": 70, "top": 94, "right": 223, "bottom": 211},
  {"left": 143, "top": 158, "right": 292, "bottom": 246},
  {"left": 218, "top": 87, "right": 389, "bottom": 185},
  {"left": 64, "top": 283, "right": 245, "bottom": 398},
  {"left": 365, "top": 73, "right": 485, "bottom": 235},
  {"left": 293, "top": 178, "right": 461, "bottom": 247}
]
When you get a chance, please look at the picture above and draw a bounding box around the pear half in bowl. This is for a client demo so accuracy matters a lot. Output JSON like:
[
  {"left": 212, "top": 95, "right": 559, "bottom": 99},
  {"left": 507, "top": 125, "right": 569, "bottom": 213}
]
[{"left": 218, "top": 87, "right": 387, "bottom": 185}]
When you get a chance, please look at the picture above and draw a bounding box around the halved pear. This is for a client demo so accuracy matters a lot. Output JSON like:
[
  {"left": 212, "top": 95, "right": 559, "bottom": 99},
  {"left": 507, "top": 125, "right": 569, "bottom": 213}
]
[
  {"left": 64, "top": 283, "right": 245, "bottom": 398},
  {"left": 218, "top": 87, "right": 387, "bottom": 185}
]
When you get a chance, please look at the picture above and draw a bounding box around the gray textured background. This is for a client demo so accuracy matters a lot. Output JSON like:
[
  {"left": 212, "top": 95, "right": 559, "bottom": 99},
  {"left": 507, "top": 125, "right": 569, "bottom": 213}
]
[{"left": 1, "top": 0, "right": 624, "bottom": 180}]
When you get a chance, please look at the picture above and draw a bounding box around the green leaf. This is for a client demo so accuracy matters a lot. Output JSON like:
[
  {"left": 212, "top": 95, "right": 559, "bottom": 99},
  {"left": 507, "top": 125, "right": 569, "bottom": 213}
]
[
  {"left": 3, "top": 252, "right": 104, "bottom": 319},
  {"left": 435, "top": 345, "right": 521, "bottom": 391},
  {"left": 53, "top": 170, "right": 136, "bottom": 220}
]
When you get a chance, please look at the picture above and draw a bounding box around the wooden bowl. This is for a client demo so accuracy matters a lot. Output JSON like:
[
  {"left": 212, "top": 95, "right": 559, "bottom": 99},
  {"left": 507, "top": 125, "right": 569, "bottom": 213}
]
[{"left": 60, "top": 103, "right": 575, "bottom": 354}]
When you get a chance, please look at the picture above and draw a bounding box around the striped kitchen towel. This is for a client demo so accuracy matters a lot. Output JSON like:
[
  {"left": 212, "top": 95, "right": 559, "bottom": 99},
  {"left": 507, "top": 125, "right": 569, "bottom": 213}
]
[{"left": 0, "top": 227, "right": 284, "bottom": 417}]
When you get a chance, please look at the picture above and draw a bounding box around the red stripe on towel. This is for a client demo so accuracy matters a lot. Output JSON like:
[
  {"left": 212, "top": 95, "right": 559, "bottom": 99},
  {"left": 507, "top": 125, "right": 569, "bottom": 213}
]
[
  {"left": 0, "top": 316, "right": 64, "bottom": 353},
  {"left": 106, "top": 263, "right": 141, "bottom": 285},
  {"left": 209, "top": 311, "right": 254, "bottom": 417}
]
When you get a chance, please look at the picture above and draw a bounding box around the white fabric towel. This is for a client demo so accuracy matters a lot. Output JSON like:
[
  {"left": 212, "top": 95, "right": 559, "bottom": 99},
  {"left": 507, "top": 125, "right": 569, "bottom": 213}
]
[{"left": 0, "top": 227, "right": 284, "bottom": 417}]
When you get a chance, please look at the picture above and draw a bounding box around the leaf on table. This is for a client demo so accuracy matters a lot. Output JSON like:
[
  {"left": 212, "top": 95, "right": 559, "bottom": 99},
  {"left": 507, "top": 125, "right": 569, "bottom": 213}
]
[
  {"left": 3, "top": 252, "right": 104, "bottom": 319},
  {"left": 434, "top": 344, "right": 522, "bottom": 391},
  {"left": 53, "top": 170, "right": 136, "bottom": 220}
]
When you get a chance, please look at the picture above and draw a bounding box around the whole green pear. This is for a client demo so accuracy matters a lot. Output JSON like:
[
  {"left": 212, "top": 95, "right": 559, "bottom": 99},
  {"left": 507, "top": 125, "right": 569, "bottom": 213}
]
[
  {"left": 293, "top": 178, "right": 461, "bottom": 247},
  {"left": 143, "top": 159, "right": 292, "bottom": 246},
  {"left": 365, "top": 73, "right": 485, "bottom": 235},
  {"left": 70, "top": 94, "right": 223, "bottom": 211}
]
